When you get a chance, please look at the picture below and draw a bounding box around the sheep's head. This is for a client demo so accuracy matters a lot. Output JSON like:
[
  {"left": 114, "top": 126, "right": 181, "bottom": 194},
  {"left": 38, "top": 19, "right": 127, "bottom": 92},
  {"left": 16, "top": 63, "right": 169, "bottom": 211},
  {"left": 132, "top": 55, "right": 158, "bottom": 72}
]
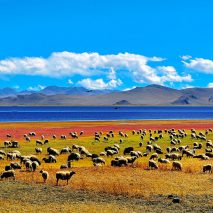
[{"left": 70, "top": 171, "right": 76, "bottom": 176}]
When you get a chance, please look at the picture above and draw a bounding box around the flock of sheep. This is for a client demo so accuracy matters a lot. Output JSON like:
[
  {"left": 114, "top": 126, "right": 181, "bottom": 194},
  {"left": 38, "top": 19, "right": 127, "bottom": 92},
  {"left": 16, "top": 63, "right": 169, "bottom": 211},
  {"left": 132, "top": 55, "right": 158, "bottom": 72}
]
[{"left": 0, "top": 127, "right": 212, "bottom": 186}]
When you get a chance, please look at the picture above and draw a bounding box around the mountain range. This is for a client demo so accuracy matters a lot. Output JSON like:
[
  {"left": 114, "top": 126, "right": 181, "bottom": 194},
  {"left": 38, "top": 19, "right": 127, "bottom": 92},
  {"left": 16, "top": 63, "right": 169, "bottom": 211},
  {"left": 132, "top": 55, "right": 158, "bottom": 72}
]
[{"left": 0, "top": 85, "right": 212, "bottom": 106}]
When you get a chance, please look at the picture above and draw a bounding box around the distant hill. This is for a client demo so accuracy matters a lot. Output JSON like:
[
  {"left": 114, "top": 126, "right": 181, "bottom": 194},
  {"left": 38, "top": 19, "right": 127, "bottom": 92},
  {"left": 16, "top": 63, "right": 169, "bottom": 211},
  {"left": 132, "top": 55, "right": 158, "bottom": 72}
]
[{"left": 0, "top": 84, "right": 212, "bottom": 106}]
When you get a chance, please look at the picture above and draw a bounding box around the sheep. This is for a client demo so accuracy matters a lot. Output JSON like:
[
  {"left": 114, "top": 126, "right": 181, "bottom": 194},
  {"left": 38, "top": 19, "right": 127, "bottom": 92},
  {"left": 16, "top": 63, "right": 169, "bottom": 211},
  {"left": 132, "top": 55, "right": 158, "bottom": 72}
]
[
  {"left": 111, "top": 158, "right": 128, "bottom": 167},
  {"left": 106, "top": 150, "right": 117, "bottom": 156},
  {"left": 35, "top": 147, "right": 42, "bottom": 154},
  {"left": 29, "top": 132, "right": 36, "bottom": 136},
  {"left": 0, "top": 150, "right": 6, "bottom": 156},
  {"left": 52, "top": 134, "right": 57, "bottom": 139},
  {"left": 36, "top": 140, "right": 43, "bottom": 146},
  {"left": 7, "top": 152, "right": 17, "bottom": 160},
  {"left": 43, "top": 155, "right": 57, "bottom": 163},
  {"left": 158, "top": 158, "right": 170, "bottom": 164},
  {"left": 92, "top": 157, "right": 105, "bottom": 165},
  {"left": 123, "top": 147, "right": 134, "bottom": 155},
  {"left": 56, "top": 171, "right": 76, "bottom": 185},
  {"left": 150, "top": 153, "right": 159, "bottom": 160},
  {"left": 32, "top": 161, "right": 40, "bottom": 172},
  {"left": 170, "top": 153, "right": 182, "bottom": 161},
  {"left": 60, "top": 161, "right": 71, "bottom": 169},
  {"left": 61, "top": 135, "right": 66, "bottom": 140},
  {"left": 149, "top": 160, "right": 158, "bottom": 170},
  {"left": 203, "top": 164, "right": 212, "bottom": 173},
  {"left": 0, "top": 170, "right": 15, "bottom": 180},
  {"left": 10, "top": 141, "right": 19, "bottom": 148},
  {"left": 60, "top": 147, "right": 71, "bottom": 154},
  {"left": 0, "top": 155, "right": 4, "bottom": 160},
  {"left": 47, "top": 147, "right": 59, "bottom": 156},
  {"left": 146, "top": 145, "right": 153, "bottom": 153},
  {"left": 205, "top": 153, "right": 213, "bottom": 158},
  {"left": 100, "top": 152, "right": 106, "bottom": 156},
  {"left": 30, "top": 156, "right": 41, "bottom": 165},
  {"left": 172, "top": 161, "right": 182, "bottom": 171},
  {"left": 130, "top": 151, "right": 142, "bottom": 158},
  {"left": 25, "top": 136, "right": 31, "bottom": 142},
  {"left": 5, "top": 165, "right": 12, "bottom": 171},
  {"left": 40, "top": 170, "right": 49, "bottom": 183},
  {"left": 67, "top": 152, "right": 81, "bottom": 162},
  {"left": 126, "top": 156, "right": 137, "bottom": 164},
  {"left": 44, "top": 139, "right": 49, "bottom": 144},
  {"left": 4, "top": 141, "right": 11, "bottom": 148},
  {"left": 139, "top": 142, "right": 143, "bottom": 147},
  {"left": 25, "top": 160, "right": 33, "bottom": 172},
  {"left": 10, "top": 162, "right": 21, "bottom": 170}
]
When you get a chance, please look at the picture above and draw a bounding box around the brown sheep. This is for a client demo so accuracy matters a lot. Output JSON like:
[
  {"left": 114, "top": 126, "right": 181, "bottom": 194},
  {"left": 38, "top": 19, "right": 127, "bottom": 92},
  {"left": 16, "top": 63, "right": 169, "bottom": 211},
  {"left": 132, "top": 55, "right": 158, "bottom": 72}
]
[{"left": 172, "top": 161, "right": 182, "bottom": 171}]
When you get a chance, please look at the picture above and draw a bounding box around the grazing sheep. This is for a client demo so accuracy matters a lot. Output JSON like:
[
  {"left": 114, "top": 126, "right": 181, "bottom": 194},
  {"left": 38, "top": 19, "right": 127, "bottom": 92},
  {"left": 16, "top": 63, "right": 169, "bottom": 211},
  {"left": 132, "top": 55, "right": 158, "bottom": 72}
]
[
  {"left": 40, "top": 170, "right": 49, "bottom": 183},
  {"left": 56, "top": 171, "right": 76, "bottom": 185},
  {"left": 92, "top": 157, "right": 105, "bottom": 165},
  {"left": 36, "top": 140, "right": 43, "bottom": 146},
  {"left": 44, "top": 139, "right": 49, "bottom": 144},
  {"left": 47, "top": 147, "right": 59, "bottom": 156},
  {"left": 172, "top": 161, "right": 182, "bottom": 171},
  {"left": 126, "top": 156, "right": 137, "bottom": 164},
  {"left": 170, "top": 153, "right": 182, "bottom": 161},
  {"left": 149, "top": 160, "right": 158, "bottom": 170},
  {"left": 205, "top": 153, "right": 213, "bottom": 158},
  {"left": 10, "top": 141, "right": 19, "bottom": 148},
  {"left": 158, "top": 158, "right": 170, "bottom": 164},
  {"left": 111, "top": 158, "right": 128, "bottom": 167},
  {"left": 0, "top": 150, "right": 6, "bottom": 156},
  {"left": 100, "top": 152, "right": 106, "bottom": 156},
  {"left": 52, "top": 135, "right": 57, "bottom": 139},
  {"left": 146, "top": 145, "right": 153, "bottom": 153},
  {"left": 29, "top": 132, "right": 36, "bottom": 136},
  {"left": 61, "top": 135, "right": 66, "bottom": 140},
  {"left": 25, "top": 136, "right": 31, "bottom": 142},
  {"left": 10, "top": 162, "right": 21, "bottom": 170},
  {"left": 4, "top": 141, "right": 11, "bottom": 148},
  {"left": 60, "top": 147, "right": 71, "bottom": 154},
  {"left": 123, "top": 147, "right": 134, "bottom": 155},
  {"left": 5, "top": 165, "right": 12, "bottom": 171},
  {"left": 0, "top": 170, "right": 15, "bottom": 180},
  {"left": 203, "top": 164, "right": 212, "bottom": 173},
  {"left": 43, "top": 155, "right": 57, "bottom": 163},
  {"left": 150, "top": 153, "right": 159, "bottom": 160},
  {"left": 67, "top": 153, "right": 81, "bottom": 162},
  {"left": 32, "top": 161, "right": 40, "bottom": 171},
  {"left": 25, "top": 160, "right": 33, "bottom": 172},
  {"left": 35, "top": 147, "right": 42, "bottom": 154},
  {"left": 60, "top": 161, "right": 71, "bottom": 169}
]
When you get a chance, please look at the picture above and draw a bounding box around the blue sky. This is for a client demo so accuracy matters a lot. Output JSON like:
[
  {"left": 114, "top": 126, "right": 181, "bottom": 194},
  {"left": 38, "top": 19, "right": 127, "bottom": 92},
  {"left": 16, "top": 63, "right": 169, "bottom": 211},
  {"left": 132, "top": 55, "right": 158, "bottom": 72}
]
[{"left": 0, "top": 0, "right": 213, "bottom": 90}]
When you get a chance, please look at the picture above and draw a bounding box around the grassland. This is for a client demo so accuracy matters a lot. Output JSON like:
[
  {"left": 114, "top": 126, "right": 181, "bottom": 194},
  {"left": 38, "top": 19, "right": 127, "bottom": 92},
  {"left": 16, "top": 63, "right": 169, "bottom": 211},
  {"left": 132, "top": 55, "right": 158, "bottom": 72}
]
[{"left": 0, "top": 120, "right": 212, "bottom": 212}]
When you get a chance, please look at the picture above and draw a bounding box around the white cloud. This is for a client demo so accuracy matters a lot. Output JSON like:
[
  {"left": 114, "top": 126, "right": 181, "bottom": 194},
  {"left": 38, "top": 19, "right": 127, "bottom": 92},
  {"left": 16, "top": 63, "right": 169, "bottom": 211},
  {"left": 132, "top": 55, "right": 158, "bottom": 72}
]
[
  {"left": 67, "top": 79, "right": 73, "bottom": 84},
  {"left": 0, "top": 51, "right": 192, "bottom": 86},
  {"left": 181, "top": 55, "right": 192, "bottom": 60},
  {"left": 157, "top": 66, "right": 193, "bottom": 82},
  {"left": 183, "top": 57, "right": 213, "bottom": 74},
  {"left": 108, "top": 67, "right": 116, "bottom": 80},
  {"left": 208, "top": 82, "right": 213, "bottom": 88},
  {"left": 77, "top": 78, "right": 122, "bottom": 90},
  {"left": 28, "top": 85, "right": 45, "bottom": 91},
  {"left": 123, "top": 86, "right": 137, "bottom": 91}
]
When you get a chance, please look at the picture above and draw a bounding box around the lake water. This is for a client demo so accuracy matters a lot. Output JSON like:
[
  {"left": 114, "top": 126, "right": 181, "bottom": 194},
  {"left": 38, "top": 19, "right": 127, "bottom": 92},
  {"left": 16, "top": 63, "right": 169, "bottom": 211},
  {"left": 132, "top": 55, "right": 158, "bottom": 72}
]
[{"left": 0, "top": 106, "right": 212, "bottom": 122}]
